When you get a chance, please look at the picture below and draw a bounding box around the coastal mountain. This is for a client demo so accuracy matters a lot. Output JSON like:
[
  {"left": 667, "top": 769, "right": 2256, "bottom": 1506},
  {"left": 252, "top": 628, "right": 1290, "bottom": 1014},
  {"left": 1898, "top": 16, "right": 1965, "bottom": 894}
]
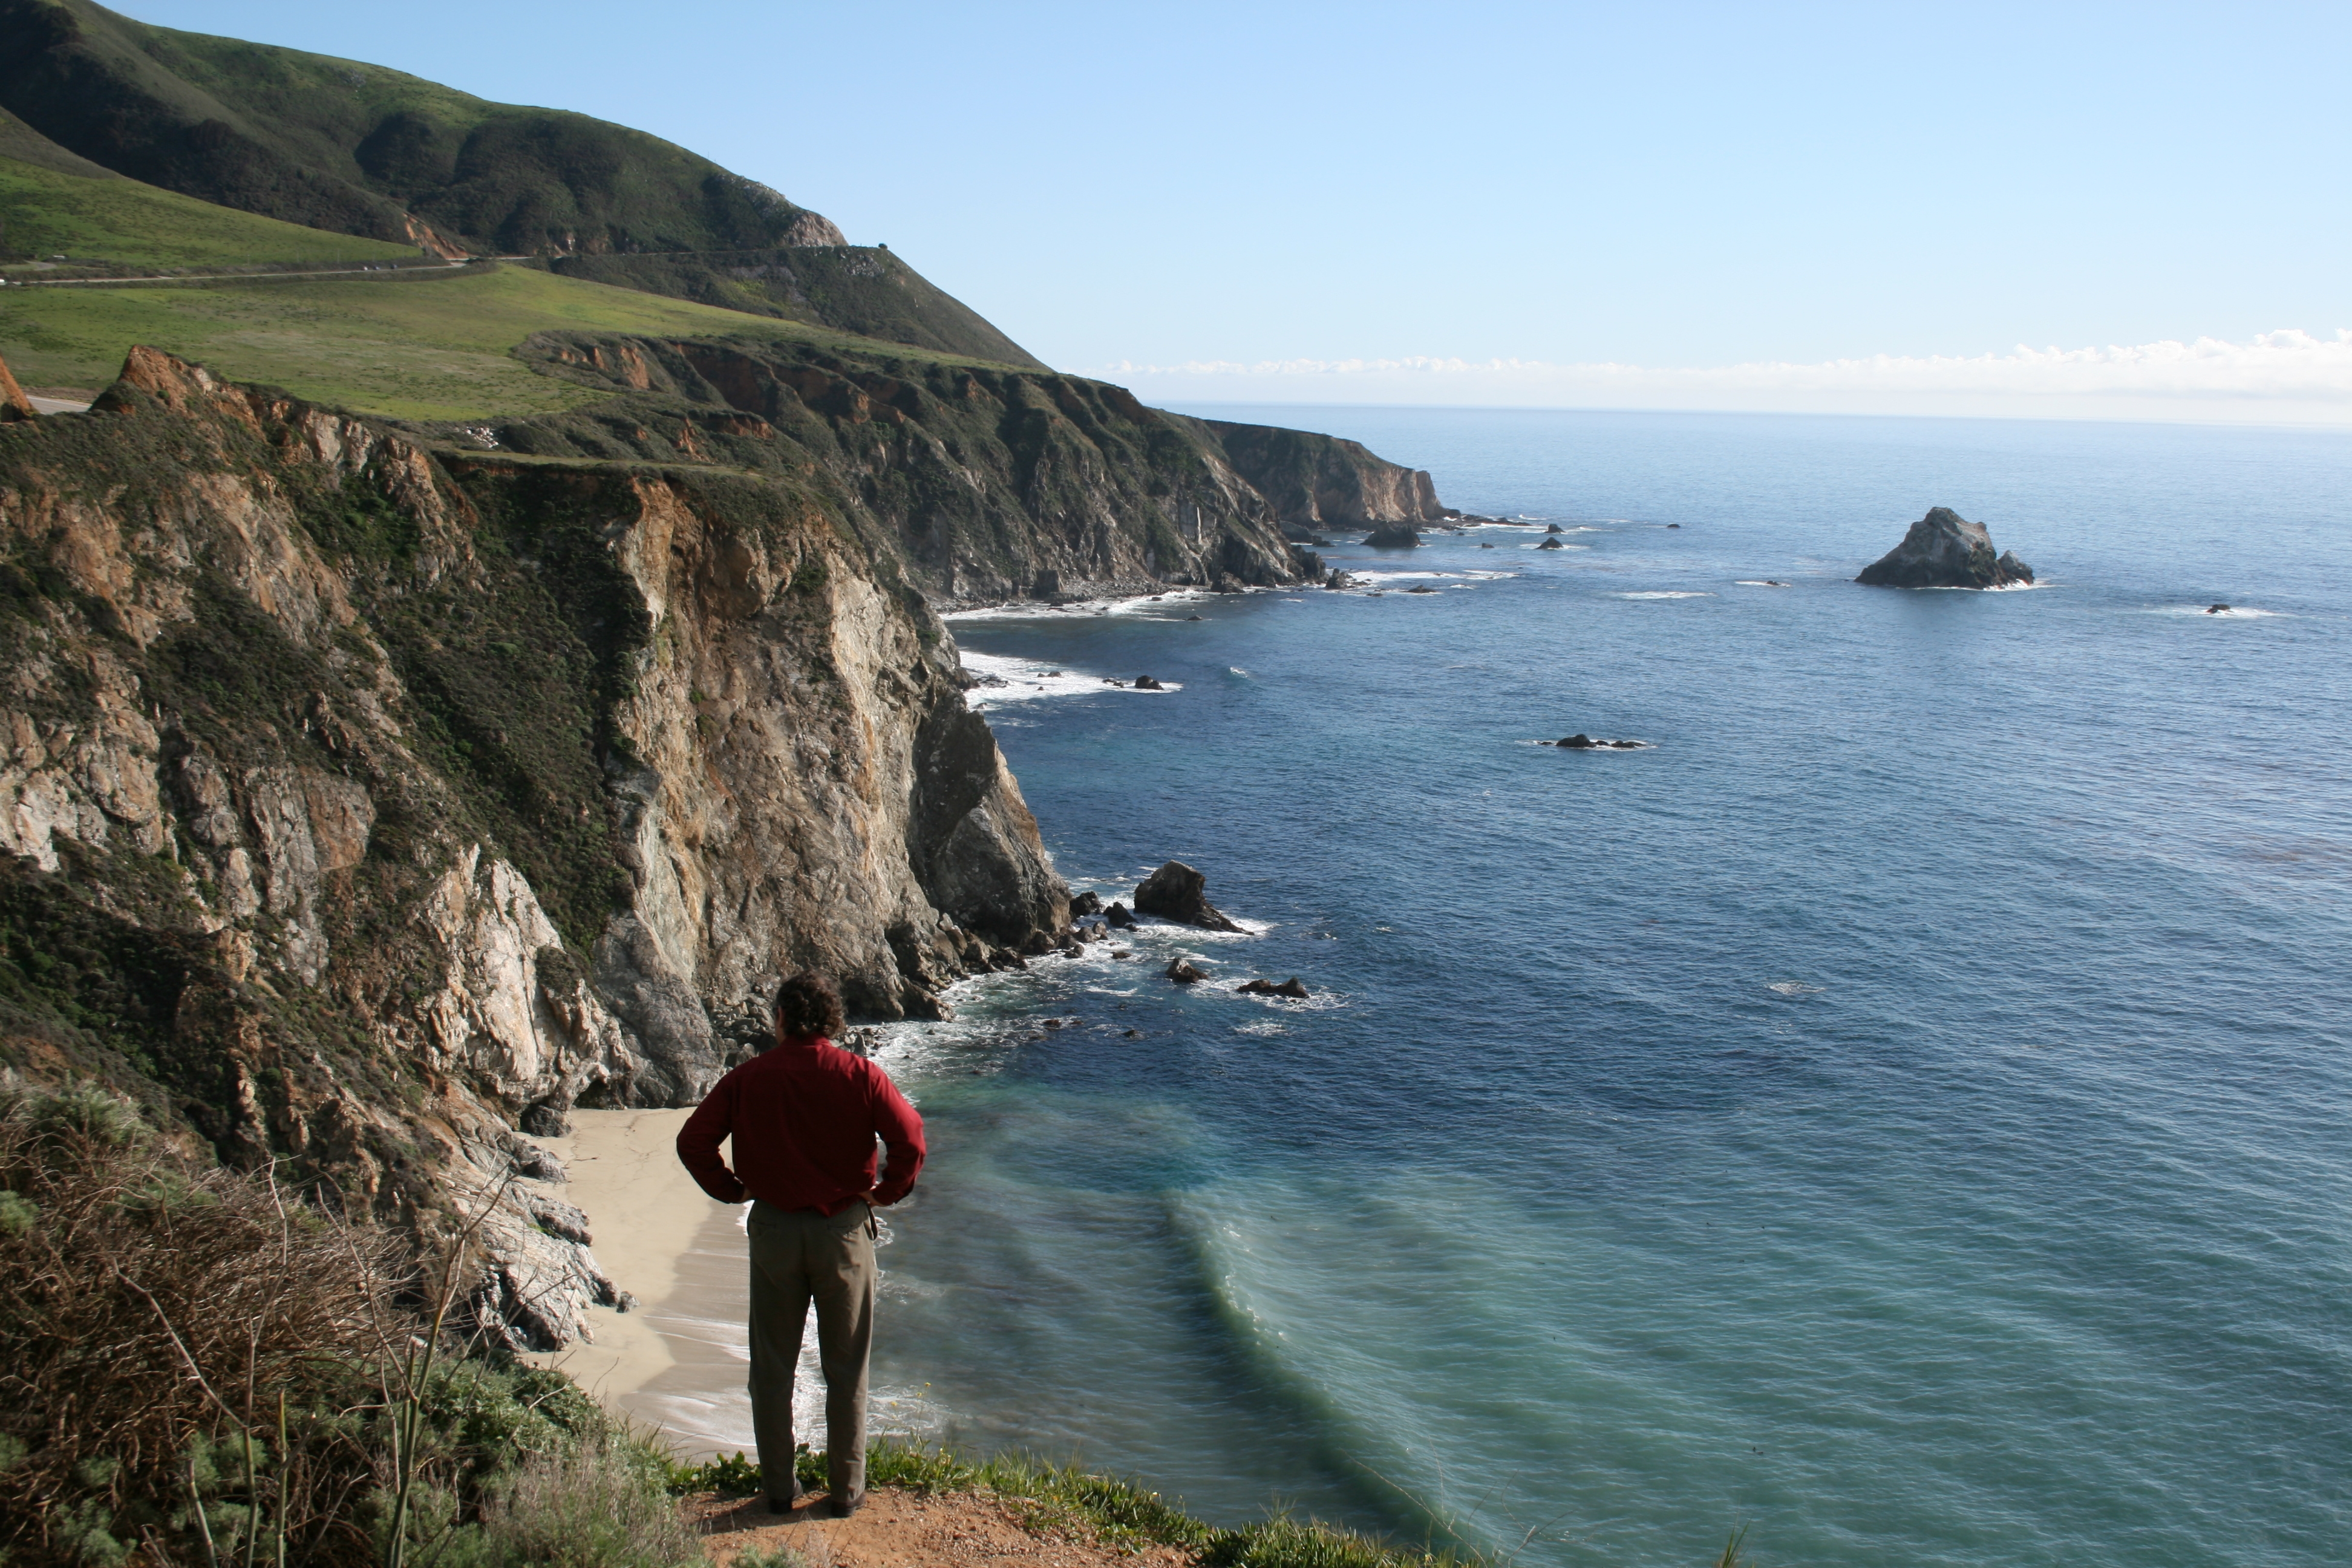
[
  {"left": 0, "top": 0, "right": 834, "bottom": 257},
  {"left": 0, "top": 0, "right": 1044, "bottom": 364}
]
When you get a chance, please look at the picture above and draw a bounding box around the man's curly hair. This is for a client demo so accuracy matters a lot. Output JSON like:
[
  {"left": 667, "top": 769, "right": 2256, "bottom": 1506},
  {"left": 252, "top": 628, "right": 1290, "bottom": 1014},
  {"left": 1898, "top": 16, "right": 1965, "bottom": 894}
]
[{"left": 774, "top": 972, "right": 846, "bottom": 1042}]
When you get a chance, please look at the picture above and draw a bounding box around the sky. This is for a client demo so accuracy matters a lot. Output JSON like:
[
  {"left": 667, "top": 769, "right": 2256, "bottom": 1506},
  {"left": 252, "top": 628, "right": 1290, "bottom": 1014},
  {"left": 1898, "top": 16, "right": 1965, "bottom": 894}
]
[{"left": 116, "top": 1, "right": 2352, "bottom": 422}]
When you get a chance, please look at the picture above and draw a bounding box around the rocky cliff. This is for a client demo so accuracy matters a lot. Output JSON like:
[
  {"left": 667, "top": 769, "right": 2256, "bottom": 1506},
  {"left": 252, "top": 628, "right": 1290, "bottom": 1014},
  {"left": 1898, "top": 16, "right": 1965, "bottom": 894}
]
[
  {"left": 0, "top": 336, "right": 1439, "bottom": 1348},
  {"left": 462, "top": 332, "right": 1350, "bottom": 602},
  {"left": 1855, "top": 506, "right": 2034, "bottom": 589},
  {"left": 0, "top": 346, "right": 1076, "bottom": 1347},
  {"left": 1203, "top": 420, "right": 1449, "bottom": 532}
]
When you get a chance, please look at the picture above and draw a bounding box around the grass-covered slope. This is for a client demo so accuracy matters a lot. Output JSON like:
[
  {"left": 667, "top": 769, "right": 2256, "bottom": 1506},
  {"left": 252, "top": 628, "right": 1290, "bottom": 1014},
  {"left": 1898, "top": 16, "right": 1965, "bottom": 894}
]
[
  {"left": 0, "top": 0, "right": 838, "bottom": 258},
  {"left": 0, "top": 0, "right": 1045, "bottom": 362},
  {"left": 0, "top": 152, "right": 422, "bottom": 269},
  {"left": 0, "top": 264, "right": 996, "bottom": 417},
  {"left": 540, "top": 246, "right": 1051, "bottom": 370}
]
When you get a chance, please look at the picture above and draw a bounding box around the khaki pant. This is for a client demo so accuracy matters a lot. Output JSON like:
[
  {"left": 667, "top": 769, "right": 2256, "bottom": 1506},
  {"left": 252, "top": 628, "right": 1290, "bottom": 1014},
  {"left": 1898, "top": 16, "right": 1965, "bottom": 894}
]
[{"left": 746, "top": 1198, "right": 877, "bottom": 1507}]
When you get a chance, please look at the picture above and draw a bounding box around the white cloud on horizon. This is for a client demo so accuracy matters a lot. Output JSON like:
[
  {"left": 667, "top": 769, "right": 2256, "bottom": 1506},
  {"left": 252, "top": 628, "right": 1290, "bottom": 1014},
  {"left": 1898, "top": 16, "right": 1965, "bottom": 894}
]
[{"left": 1078, "top": 329, "right": 2352, "bottom": 426}]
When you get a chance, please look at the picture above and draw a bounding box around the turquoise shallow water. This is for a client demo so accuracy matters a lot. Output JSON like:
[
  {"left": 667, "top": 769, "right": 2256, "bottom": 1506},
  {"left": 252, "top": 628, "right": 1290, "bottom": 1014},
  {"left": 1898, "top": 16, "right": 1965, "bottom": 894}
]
[{"left": 860, "top": 408, "right": 2352, "bottom": 1567}]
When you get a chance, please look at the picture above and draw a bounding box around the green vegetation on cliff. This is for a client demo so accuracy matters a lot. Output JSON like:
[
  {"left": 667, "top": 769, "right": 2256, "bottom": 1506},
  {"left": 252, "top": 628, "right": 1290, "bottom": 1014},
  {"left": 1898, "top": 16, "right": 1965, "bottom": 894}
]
[
  {"left": 0, "top": 264, "right": 968, "bottom": 416},
  {"left": 0, "top": 152, "right": 422, "bottom": 269},
  {"left": 536, "top": 246, "right": 1050, "bottom": 370},
  {"left": 0, "top": 0, "right": 835, "bottom": 259},
  {"left": 0, "top": 1086, "right": 696, "bottom": 1568},
  {"left": 0, "top": 0, "right": 1048, "bottom": 364}
]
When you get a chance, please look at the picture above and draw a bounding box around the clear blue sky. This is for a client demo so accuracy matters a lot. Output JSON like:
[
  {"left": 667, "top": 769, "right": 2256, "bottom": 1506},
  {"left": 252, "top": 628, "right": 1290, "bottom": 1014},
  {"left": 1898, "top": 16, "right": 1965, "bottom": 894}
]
[{"left": 117, "top": 2, "right": 2352, "bottom": 411}]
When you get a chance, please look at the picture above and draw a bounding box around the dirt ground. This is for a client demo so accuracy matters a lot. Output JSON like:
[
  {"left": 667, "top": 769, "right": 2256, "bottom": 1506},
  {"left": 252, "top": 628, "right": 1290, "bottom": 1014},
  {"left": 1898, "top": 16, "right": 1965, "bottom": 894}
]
[{"left": 688, "top": 1486, "right": 1198, "bottom": 1568}]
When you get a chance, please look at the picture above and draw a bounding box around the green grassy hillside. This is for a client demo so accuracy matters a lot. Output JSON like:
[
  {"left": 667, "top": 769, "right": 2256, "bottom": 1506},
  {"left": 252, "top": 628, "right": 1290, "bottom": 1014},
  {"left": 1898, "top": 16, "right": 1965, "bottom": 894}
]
[
  {"left": 0, "top": 0, "right": 838, "bottom": 258},
  {"left": 539, "top": 246, "right": 1051, "bottom": 370},
  {"left": 0, "top": 264, "right": 1001, "bottom": 419},
  {"left": 0, "top": 0, "right": 1044, "bottom": 364},
  {"left": 0, "top": 154, "right": 421, "bottom": 269}
]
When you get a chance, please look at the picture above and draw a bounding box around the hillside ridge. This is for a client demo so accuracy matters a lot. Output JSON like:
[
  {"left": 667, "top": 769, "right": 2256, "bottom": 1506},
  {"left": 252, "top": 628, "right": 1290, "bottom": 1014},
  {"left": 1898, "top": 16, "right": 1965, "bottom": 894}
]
[{"left": 0, "top": 0, "right": 1048, "bottom": 365}]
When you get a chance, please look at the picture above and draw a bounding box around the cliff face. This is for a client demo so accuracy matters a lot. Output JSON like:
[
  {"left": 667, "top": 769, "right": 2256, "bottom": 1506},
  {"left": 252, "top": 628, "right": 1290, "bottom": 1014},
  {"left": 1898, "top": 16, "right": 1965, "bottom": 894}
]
[
  {"left": 0, "top": 347, "right": 1067, "bottom": 1345},
  {"left": 0, "top": 331, "right": 1444, "bottom": 1348},
  {"left": 1201, "top": 420, "right": 1449, "bottom": 530},
  {"left": 480, "top": 333, "right": 1342, "bottom": 603}
]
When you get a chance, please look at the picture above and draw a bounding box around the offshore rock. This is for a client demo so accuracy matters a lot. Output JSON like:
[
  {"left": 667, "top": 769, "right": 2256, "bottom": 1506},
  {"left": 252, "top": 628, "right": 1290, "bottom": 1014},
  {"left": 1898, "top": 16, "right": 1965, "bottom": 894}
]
[
  {"left": 1237, "top": 977, "right": 1310, "bottom": 999},
  {"left": 1855, "top": 508, "right": 2035, "bottom": 589},
  {"left": 1165, "top": 958, "right": 1207, "bottom": 985},
  {"left": 1134, "top": 861, "right": 1244, "bottom": 933},
  {"left": 1363, "top": 524, "right": 1422, "bottom": 549}
]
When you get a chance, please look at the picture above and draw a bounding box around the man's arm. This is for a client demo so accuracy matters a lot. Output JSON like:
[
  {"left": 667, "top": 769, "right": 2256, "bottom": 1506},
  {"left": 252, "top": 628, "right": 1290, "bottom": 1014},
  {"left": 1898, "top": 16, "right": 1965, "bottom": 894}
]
[
  {"left": 867, "top": 1069, "right": 927, "bottom": 1207},
  {"left": 676, "top": 1077, "right": 749, "bottom": 1204}
]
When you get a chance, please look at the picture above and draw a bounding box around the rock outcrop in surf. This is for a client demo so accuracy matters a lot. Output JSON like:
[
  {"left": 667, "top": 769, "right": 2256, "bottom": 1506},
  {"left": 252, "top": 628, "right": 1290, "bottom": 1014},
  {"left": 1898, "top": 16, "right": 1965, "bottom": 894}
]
[
  {"left": 1856, "top": 508, "right": 2034, "bottom": 589},
  {"left": 1134, "top": 861, "right": 1244, "bottom": 932}
]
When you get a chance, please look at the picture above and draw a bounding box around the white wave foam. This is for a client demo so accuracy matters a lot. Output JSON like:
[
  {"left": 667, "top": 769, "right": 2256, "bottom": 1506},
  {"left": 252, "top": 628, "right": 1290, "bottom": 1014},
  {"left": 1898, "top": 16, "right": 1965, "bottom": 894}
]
[
  {"left": 945, "top": 587, "right": 1212, "bottom": 623},
  {"left": 1767, "top": 981, "right": 1826, "bottom": 996},
  {"left": 960, "top": 650, "right": 1181, "bottom": 708},
  {"left": 2149, "top": 604, "right": 2287, "bottom": 618},
  {"left": 1735, "top": 580, "right": 1796, "bottom": 588},
  {"left": 1615, "top": 590, "right": 1715, "bottom": 599}
]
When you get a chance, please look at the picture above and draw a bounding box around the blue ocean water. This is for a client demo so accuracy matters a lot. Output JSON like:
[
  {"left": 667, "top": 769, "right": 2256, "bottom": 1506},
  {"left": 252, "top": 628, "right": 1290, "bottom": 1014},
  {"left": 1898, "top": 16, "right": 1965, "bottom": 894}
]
[{"left": 866, "top": 408, "right": 2352, "bottom": 1567}]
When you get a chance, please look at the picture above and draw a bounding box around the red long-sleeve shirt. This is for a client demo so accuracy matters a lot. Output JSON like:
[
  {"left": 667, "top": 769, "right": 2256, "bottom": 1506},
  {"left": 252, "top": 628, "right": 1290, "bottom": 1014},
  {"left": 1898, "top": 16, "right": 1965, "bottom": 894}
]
[{"left": 675, "top": 1036, "right": 926, "bottom": 1213}]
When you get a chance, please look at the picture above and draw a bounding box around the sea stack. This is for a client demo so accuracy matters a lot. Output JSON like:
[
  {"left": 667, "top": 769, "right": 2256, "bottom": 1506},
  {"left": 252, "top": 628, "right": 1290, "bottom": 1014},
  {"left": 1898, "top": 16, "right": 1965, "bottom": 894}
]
[
  {"left": 1362, "top": 524, "right": 1422, "bottom": 548},
  {"left": 1855, "top": 507, "right": 2034, "bottom": 589},
  {"left": 1134, "top": 861, "right": 1245, "bottom": 932}
]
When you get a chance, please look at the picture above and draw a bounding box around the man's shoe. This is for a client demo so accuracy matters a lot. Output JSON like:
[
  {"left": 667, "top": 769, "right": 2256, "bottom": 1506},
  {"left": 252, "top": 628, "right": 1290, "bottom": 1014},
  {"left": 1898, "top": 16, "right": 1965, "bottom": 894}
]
[
  {"left": 827, "top": 1492, "right": 863, "bottom": 1519},
  {"left": 766, "top": 1492, "right": 799, "bottom": 1515}
]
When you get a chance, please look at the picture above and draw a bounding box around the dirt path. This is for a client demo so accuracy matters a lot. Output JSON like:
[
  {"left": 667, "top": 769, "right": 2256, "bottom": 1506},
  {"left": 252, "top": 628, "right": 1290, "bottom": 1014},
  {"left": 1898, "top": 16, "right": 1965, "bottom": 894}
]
[{"left": 688, "top": 1487, "right": 1196, "bottom": 1568}]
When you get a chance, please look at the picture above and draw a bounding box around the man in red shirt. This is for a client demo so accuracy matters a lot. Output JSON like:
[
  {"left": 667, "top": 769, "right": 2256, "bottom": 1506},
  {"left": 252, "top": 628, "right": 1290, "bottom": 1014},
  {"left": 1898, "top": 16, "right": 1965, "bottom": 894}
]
[{"left": 676, "top": 972, "right": 926, "bottom": 1517}]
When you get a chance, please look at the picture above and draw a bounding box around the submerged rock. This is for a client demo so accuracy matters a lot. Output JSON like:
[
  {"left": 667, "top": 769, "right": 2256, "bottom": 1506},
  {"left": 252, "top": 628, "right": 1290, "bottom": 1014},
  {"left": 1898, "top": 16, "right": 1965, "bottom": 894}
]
[
  {"left": 1133, "top": 675, "right": 1165, "bottom": 690},
  {"left": 2207, "top": 603, "right": 2230, "bottom": 615},
  {"left": 1135, "top": 860, "right": 1244, "bottom": 932},
  {"left": 1557, "top": 733, "right": 1599, "bottom": 749},
  {"left": 1537, "top": 538, "right": 1564, "bottom": 550},
  {"left": 1855, "top": 508, "right": 2034, "bottom": 589}
]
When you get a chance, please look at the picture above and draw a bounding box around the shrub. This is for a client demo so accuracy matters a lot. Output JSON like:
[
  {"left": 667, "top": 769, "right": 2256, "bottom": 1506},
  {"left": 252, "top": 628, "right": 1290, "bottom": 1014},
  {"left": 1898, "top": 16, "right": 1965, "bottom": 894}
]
[
  {"left": 0, "top": 1082, "right": 686, "bottom": 1568},
  {"left": 475, "top": 1432, "right": 699, "bottom": 1568}
]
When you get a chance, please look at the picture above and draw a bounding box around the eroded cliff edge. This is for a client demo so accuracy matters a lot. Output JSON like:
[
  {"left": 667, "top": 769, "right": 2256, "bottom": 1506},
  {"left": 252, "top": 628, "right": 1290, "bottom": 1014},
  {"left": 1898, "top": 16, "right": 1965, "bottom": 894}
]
[
  {"left": 0, "top": 338, "right": 1443, "bottom": 1346},
  {"left": 0, "top": 348, "right": 1076, "bottom": 1343}
]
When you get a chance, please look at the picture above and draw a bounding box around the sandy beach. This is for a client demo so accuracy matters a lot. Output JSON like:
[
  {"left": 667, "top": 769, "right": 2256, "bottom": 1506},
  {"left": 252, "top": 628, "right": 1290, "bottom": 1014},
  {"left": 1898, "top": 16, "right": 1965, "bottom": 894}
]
[{"left": 528, "top": 1108, "right": 766, "bottom": 1458}]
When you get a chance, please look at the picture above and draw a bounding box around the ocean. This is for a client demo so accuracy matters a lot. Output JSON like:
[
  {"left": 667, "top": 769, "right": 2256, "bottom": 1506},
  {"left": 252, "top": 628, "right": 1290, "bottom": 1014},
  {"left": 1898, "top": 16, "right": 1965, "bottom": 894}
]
[{"left": 774, "top": 408, "right": 2350, "bottom": 1567}]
